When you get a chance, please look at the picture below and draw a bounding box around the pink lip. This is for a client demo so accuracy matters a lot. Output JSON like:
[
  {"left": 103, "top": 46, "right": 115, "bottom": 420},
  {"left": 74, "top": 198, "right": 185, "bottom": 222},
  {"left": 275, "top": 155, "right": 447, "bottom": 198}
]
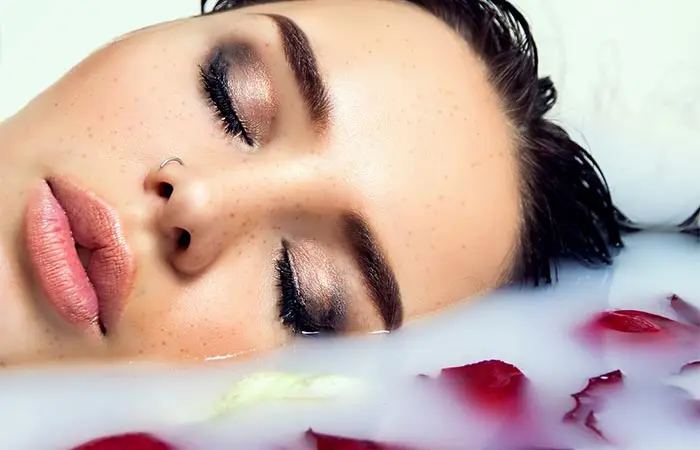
[{"left": 25, "top": 178, "right": 134, "bottom": 335}]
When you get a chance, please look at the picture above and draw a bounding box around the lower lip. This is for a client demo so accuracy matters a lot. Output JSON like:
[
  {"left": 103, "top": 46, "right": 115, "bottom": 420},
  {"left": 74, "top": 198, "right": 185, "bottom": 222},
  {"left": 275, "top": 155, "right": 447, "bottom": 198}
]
[{"left": 25, "top": 181, "right": 101, "bottom": 334}]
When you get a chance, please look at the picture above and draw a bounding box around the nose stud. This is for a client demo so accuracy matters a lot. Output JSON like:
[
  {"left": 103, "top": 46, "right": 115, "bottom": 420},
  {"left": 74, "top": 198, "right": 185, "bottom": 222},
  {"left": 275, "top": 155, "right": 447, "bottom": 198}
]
[{"left": 159, "top": 157, "right": 184, "bottom": 170}]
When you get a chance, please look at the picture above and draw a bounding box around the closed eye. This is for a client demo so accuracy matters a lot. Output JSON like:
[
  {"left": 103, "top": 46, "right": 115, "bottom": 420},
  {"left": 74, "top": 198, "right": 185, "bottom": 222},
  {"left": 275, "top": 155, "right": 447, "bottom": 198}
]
[
  {"left": 275, "top": 240, "right": 342, "bottom": 336},
  {"left": 199, "top": 47, "right": 256, "bottom": 147}
]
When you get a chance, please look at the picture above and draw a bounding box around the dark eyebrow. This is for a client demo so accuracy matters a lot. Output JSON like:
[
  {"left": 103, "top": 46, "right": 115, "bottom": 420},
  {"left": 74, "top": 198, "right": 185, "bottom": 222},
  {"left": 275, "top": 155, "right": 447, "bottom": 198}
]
[
  {"left": 257, "top": 13, "right": 332, "bottom": 133},
  {"left": 342, "top": 212, "right": 403, "bottom": 331}
]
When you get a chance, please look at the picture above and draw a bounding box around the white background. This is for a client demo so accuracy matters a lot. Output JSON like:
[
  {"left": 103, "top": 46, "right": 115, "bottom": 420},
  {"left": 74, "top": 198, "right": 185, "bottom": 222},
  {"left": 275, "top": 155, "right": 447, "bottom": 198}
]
[{"left": 1, "top": 0, "right": 699, "bottom": 224}]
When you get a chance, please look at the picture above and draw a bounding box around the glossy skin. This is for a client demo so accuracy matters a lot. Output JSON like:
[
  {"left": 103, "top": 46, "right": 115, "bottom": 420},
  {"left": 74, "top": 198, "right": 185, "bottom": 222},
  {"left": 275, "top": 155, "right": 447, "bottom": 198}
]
[{"left": 0, "top": 0, "right": 519, "bottom": 366}]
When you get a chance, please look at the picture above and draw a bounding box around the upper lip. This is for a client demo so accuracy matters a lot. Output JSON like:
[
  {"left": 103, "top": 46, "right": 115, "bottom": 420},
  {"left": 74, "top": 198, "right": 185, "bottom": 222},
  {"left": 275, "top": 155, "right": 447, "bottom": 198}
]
[{"left": 25, "top": 177, "right": 135, "bottom": 335}]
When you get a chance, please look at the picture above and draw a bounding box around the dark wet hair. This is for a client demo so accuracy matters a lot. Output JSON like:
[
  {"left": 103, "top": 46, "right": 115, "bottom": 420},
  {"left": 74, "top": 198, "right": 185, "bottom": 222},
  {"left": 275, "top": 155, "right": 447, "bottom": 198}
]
[{"left": 200, "top": 0, "right": 624, "bottom": 286}]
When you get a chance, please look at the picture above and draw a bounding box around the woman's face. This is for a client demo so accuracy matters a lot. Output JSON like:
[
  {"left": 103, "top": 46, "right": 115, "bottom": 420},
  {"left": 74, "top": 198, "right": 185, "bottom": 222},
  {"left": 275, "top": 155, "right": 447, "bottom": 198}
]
[{"left": 0, "top": 0, "right": 519, "bottom": 365}]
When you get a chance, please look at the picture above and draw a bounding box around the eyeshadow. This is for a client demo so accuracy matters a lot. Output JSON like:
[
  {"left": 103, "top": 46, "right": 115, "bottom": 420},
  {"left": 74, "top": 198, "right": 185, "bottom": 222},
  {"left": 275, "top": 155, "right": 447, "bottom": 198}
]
[
  {"left": 216, "top": 41, "right": 277, "bottom": 143},
  {"left": 288, "top": 241, "right": 348, "bottom": 332}
]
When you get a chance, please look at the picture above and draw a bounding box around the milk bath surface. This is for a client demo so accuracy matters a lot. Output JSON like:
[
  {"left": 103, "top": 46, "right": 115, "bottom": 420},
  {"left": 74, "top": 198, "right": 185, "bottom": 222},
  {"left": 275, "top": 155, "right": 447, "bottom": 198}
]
[{"left": 1, "top": 233, "right": 699, "bottom": 450}]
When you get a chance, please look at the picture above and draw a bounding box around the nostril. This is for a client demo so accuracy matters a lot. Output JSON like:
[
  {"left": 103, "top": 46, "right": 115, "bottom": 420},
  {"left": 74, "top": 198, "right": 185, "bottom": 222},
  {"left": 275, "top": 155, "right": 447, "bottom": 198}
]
[
  {"left": 158, "top": 182, "right": 174, "bottom": 199},
  {"left": 176, "top": 228, "right": 191, "bottom": 250}
]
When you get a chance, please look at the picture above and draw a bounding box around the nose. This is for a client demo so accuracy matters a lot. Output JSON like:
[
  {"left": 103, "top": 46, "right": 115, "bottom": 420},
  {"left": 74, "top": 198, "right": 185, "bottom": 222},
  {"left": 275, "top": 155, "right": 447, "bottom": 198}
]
[
  {"left": 145, "top": 160, "right": 232, "bottom": 275},
  {"left": 144, "top": 155, "right": 346, "bottom": 276}
]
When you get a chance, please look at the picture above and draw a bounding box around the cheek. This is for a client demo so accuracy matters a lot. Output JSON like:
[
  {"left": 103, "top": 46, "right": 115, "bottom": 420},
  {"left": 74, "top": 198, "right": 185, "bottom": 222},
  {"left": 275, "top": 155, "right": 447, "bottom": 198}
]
[
  {"left": 31, "top": 37, "right": 212, "bottom": 165},
  {"left": 117, "top": 255, "right": 286, "bottom": 361}
]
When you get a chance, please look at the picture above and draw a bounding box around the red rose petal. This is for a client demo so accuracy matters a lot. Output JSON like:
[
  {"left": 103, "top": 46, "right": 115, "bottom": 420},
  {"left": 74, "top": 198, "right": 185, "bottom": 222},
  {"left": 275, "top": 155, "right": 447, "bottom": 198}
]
[
  {"left": 437, "top": 360, "right": 528, "bottom": 418},
  {"left": 583, "top": 411, "right": 605, "bottom": 441},
  {"left": 669, "top": 294, "right": 700, "bottom": 328},
  {"left": 594, "top": 310, "right": 672, "bottom": 333},
  {"left": 680, "top": 361, "right": 700, "bottom": 373},
  {"left": 563, "top": 370, "right": 623, "bottom": 441},
  {"left": 71, "top": 433, "right": 174, "bottom": 450},
  {"left": 581, "top": 310, "right": 697, "bottom": 345},
  {"left": 305, "top": 430, "right": 415, "bottom": 450},
  {"left": 687, "top": 399, "right": 700, "bottom": 419}
]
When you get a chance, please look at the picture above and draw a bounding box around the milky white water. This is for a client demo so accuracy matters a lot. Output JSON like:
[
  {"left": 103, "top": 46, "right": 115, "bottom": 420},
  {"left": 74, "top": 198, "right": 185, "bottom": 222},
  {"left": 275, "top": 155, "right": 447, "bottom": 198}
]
[{"left": 1, "top": 232, "right": 699, "bottom": 449}]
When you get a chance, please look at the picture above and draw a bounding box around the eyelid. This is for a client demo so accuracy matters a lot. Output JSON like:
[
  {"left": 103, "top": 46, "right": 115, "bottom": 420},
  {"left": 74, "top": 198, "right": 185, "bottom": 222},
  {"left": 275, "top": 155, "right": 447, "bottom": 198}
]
[
  {"left": 200, "top": 46, "right": 256, "bottom": 146},
  {"left": 288, "top": 241, "right": 348, "bottom": 330},
  {"left": 207, "top": 40, "right": 278, "bottom": 147}
]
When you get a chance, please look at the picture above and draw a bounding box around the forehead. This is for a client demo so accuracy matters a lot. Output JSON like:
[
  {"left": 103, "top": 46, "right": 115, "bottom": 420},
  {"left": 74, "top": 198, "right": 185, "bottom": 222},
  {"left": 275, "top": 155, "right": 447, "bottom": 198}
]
[{"left": 237, "top": 0, "right": 521, "bottom": 316}]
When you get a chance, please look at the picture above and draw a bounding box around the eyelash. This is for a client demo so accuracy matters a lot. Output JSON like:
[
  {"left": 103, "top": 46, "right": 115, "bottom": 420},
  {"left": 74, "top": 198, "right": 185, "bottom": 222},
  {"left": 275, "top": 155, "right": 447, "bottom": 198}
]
[
  {"left": 199, "top": 50, "right": 256, "bottom": 147},
  {"left": 275, "top": 240, "right": 324, "bottom": 337}
]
